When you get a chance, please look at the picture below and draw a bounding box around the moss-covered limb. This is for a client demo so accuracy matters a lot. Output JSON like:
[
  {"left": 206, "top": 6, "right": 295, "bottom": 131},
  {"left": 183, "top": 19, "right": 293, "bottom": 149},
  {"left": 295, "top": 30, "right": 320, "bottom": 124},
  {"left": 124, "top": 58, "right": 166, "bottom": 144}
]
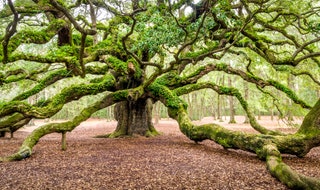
[
  {"left": 2, "top": 64, "right": 50, "bottom": 84},
  {"left": 49, "top": 0, "right": 96, "bottom": 35},
  {"left": 291, "top": 70, "right": 320, "bottom": 86},
  {"left": 200, "top": 63, "right": 312, "bottom": 109},
  {"left": 12, "top": 69, "right": 72, "bottom": 101},
  {"left": 7, "top": 54, "right": 64, "bottom": 64},
  {"left": 267, "top": 80, "right": 312, "bottom": 109},
  {"left": 2, "top": 0, "right": 19, "bottom": 64},
  {"left": 0, "top": 74, "right": 116, "bottom": 118},
  {"left": 151, "top": 83, "right": 266, "bottom": 151},
  {"left": 173, "top": 82, "right": 283, "bottom": 135},
  {"left": 153, "top": 84, "right": 320, "bottom": 188},
  {"left": 0, "top": 1, "right": 41, "bottom": 18},
  {"left": 0, "top": 90, "right": 128, "bottom": 161},
  {"left": 154, "top": 64, "right": 311, "bottom": 110},
  {"left": 152, "top": 83, "right": 319, "bottom": 154},
  {"left": 298, "top": 98, "right": 320, "bottom": 135},
  {"left": 85, "top": 64, "right": 108, "bottom": 75},
  {"left": 2, "top": 19, "right": 66, "bottom": 58},
  {"left": 263, "top": 144, "right": 320, "bottom": 189},
  {"left": 0, "top": 113, "right": 25, "bottom": 131}
]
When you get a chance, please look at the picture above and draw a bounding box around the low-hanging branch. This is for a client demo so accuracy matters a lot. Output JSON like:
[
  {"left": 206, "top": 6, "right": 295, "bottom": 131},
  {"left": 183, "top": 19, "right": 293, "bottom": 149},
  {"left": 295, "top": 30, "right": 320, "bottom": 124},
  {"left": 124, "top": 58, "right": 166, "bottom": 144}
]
[
  {"left": 0, "top": 74, "right": 116, "bottom": 119},
  {"left": 12, "top": 69, "right": 72, "bottom": 101},
  {"left": 151, "top": 83, "right": 320, "bottom": 187},
  {"left": 155, "top": 64, "right": 312, "bottom": 109},
  {"left": 0, "top": 90, "right": 127, "bottom": 162},
  {"left": 173, "top": 82, "right": 284, "bottom": 135},
  {"left": 2, "top": 18, "right": 67, "bottom": 62},
  {"left": 1, "top": 66, "right": 50, "bottom": 86}
]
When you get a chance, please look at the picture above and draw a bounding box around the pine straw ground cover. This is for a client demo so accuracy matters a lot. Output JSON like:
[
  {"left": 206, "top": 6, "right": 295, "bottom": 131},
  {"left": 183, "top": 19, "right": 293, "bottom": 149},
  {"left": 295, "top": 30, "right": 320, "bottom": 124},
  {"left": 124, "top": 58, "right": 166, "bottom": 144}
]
[{"left": 0, "top": 117, "right": 319, "bottom": 190}]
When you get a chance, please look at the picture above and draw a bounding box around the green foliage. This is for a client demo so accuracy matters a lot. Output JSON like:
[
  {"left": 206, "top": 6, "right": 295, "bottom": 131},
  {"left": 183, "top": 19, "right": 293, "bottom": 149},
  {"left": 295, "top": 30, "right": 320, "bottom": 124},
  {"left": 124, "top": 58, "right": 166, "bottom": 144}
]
[{"left": 132, "top": 9, "right": 185, "bottom": 55}]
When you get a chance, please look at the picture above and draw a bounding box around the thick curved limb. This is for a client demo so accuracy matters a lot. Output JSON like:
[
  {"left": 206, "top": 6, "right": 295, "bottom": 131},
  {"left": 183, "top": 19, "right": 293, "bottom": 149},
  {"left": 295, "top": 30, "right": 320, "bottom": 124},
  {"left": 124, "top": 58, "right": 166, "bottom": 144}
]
[
  {"left": 149, "top": 83, "right": 320, "bottom": 189},
  {"left": 174, "top": 82, "right": 283, "bottom": 135},
  {"left": 264, "top": 144, "right": 320, "bottom": 189},
  {"left": 0, "top": 90, "right": 128, "bottom": 162},
  {"left": 0, "top": 74, "right": 115, "bottom": 118},
  {"left": 157, "top": 65, "right": 312, "bottom": 110}
]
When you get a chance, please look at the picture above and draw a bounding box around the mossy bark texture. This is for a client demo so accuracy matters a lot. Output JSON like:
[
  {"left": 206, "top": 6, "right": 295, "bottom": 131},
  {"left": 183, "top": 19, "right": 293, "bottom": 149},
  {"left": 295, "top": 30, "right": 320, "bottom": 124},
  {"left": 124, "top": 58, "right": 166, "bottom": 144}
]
[
  {"left": 0, "top": 91, "right": 123, "bottom": 162},
  {"left": 153, "top": 83, "right": 320, "bottom": 189},
  {"left": 105, "top": 98, "right": 159, "bottom": 138}
]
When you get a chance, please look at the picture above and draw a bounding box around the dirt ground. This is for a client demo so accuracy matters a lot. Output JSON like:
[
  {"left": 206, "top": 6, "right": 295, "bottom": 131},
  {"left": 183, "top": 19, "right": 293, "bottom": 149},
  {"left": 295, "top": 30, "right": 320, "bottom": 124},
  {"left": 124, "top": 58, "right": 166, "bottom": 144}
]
[{"left": 0, "top": 116, "right": 319, "bottom": 190}]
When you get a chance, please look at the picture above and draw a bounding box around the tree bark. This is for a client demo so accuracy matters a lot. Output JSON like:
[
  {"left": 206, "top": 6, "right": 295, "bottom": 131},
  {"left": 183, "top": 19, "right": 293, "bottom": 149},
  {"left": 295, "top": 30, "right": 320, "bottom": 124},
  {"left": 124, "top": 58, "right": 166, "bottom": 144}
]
[
  {"left": 286, "top": 74, "right": 294, "bottom": 121},
  {"left": 106, "top": 98, "right": 159, "bottom": 137},
  {"left": 61, "top": 132, "right": 67, "bottom": 151},
  {"left": 228, "top": 77, "right": 236, "bottom": 124},
  {"left": 243, "top": 81, "right": 249, "bottom": 123}
]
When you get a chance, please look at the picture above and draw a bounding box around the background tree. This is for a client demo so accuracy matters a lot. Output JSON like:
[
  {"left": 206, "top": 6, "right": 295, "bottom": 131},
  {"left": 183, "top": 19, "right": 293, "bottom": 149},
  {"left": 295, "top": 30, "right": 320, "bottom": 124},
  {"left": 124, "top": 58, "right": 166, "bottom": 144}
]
[{"left": 1, "top": 0, "right": 320, "bottom": 188}]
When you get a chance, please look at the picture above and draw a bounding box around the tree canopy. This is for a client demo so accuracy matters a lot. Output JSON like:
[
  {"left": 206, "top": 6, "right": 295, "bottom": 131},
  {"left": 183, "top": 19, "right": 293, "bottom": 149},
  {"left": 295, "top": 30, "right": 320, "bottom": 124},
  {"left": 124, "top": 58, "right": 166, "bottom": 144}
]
[{"left": 1, "top": 0, "right": 320, "bottom": 188}]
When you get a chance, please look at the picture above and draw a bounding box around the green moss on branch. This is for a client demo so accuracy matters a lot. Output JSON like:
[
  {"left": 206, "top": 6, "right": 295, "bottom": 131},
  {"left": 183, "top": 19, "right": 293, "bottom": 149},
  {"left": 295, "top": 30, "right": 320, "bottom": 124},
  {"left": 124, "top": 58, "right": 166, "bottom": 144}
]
[
  {"left": 174, "top": 82, "right": 283, "bottom": 135},
  {"left": 264, "top": 144, "right": 320, "bottom": 189},
  {"left": 0, "top": 74, "right": 116, "bottom": 118},
  {"left": 13, "top": 69, "right": 71, "bottom": 101},
  {"left": 1, "top": 90, "right": 124, "bottom": 161}
]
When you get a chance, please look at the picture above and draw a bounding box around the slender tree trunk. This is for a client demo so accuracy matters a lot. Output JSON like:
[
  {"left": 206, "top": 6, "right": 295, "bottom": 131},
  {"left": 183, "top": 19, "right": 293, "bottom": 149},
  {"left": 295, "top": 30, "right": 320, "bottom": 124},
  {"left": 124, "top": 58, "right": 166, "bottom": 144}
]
[
  {"left": 211, "top": 94, "right": 216, "bottom": 120},
  {"left": 89, "top": 0, "right": 98, "bottom": 45},
  {"left": 106, "top": 98, "right": 159, "bottom": 137},
  {"left": 243, "top": 81, "right": 249, "bottom": 123},
  {"left": 217, "top": 95, "right": 223, "bottom": 122},
  {"left": 228, "top": 77, "right": 236, "bottom": 123},
  {"left": 287, "top": 75, "right": 294, "bottom": 121}
]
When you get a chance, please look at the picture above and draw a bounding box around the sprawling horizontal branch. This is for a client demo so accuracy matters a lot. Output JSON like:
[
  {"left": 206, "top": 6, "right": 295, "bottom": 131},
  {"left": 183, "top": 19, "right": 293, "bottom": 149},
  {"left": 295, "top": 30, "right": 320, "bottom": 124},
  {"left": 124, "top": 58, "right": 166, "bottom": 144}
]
[
  {"left": 264, "top": 144, "right": 320, "bottom": 189},
  {"left": 0, "top": 90, "right": 127, "bottom": 161},
  {"left": 0, "top": 74, "right": 116, "bottom": 119},
  {"left": 173, "top": 82, "right": 283, "bottom": 135},
  {"left": 1, "top": 65, "right": 50, "bottom": 84},
  {"left": 291, "top": 70, "right": 320, "bottom": 86},
  {"left": 149, "top": 82, "right": 320, "bottom": 188},
  {"left": 11, "top": 69, "right": 72, "bottom": 101},
  {"left": 152, "top": 83, "right": 320, "bottom": 155},
  {"left": 1, "top": 19, "right": 66, "bottom": 61},
  {"left": 0, "top": 113, "right": 26, "bottom": 132},
  {"left": 156, "top": 64, "right": 312, "bottom": 109}
]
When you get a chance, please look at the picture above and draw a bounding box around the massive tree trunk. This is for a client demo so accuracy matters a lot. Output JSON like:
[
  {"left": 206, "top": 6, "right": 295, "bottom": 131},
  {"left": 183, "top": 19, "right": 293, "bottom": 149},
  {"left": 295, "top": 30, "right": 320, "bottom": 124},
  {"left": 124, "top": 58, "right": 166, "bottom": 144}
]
[{"left": 106, "top": 98, "right": 159, "bottom": 138}]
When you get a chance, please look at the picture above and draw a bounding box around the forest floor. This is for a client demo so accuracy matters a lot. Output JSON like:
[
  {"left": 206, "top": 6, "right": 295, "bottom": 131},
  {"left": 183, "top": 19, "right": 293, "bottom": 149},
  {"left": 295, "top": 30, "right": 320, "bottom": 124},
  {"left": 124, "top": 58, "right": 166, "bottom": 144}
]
[{"left": 0, "top": 116, "right": 319, "bottom": 190}]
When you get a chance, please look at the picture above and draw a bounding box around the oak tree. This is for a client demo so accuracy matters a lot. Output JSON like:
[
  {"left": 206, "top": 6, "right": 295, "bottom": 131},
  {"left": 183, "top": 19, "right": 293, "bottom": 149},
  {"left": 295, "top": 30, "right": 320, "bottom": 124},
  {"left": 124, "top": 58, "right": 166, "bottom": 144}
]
[{"left": 1, "top": 0, "right": 320, "bottom": 188}]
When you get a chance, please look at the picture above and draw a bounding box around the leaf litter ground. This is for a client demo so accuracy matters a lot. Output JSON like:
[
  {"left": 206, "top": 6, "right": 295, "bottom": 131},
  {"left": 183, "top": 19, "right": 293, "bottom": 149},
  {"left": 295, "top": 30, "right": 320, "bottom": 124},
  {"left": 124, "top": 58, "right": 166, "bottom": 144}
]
[{"left": 0, "top": 116, "right": 319, "bottom": 190}]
